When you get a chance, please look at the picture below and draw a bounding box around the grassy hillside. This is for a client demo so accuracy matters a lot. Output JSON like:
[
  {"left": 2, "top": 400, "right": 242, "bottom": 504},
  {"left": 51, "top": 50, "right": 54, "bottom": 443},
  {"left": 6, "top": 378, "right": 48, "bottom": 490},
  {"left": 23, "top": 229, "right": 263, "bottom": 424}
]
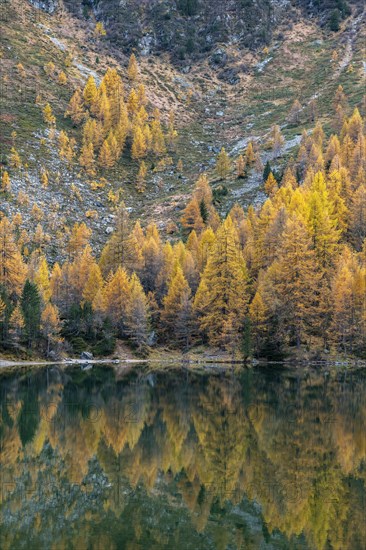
[{"left": 0, "top": 0, "right": 365, "bottom": 258}]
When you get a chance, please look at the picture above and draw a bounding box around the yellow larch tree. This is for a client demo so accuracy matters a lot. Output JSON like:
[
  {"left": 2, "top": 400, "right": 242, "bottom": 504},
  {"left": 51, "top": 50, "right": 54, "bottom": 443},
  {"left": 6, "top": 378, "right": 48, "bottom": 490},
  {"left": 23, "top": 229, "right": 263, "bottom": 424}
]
[
  {"left": 9, "top": 147, "right": 22, "bottom": 169},
  {"left": 65, "top": 245, "right": 95, "bottom": 303},
  {"left": 0, "top": 217, "right": 27, "bottom": 296},
  {"left": 83, "top": 75, "right": 99, "bottom": 107},
  {"left": 79, "top": 142, "right": 96, "bottom": 175},
  {"left": 167, "top": 110, "right": 178, "bottom": 150},
  {"left": 245, "top": 142, "right": 256, "bottom": 165},
  {"left": 269, "top": 213, "right": 323, "bottom": 347},
  {"left": 197, "top": 227, "right": 216, "bottom": 273},
  {"left": 44, "top": 61, "right": 56, "bottom": 76},
  {"left": 186, "top": 229, "right": 200, "bottom": 262},
  {"left": 67, "top": 222, "right": 92, "bottom": 258},
  {"left": 127, "top": 88, "right": 139, "bottom": 115},
  {"left": 288, "top": 99, "right": 302, "bottom": 124},
  {"left": 264, "top": 172, "right": 278, "bottom": 197},
  {"left": 99, "top": 202, "right": 136, "bottom": 276},
  {"left": 161, "top": 264, "right": 193, "bottom": 347},
  {"left": 236, "top": 155, "right": 246, "bottom": 178},
  {"left": 181, "top": 198, "right": 205, "bottom": 235},
  {"left": 193, "top": 174, "right": 214, "bottom": 215},
  {"left": 1, "top": 171, "right": 11, "bottom": 193},
  {"left": 334, "top": 103, "right": 346, "bottom": 133},
  {"left": 250, "top": 198, "right": 277, "bottom": 274},
  {"left": 270, "top": 124, "right": 285, "bottom": 156},
  {"left": 43, "top": 103, "right": 56, "bottom": 125},
  {"left": 341, "top": 134, "right": 354, "bottom": 168},
  {"left": 151, "top": 119, "right": 166, "bottom": 156},
  {"left": 92, "top": 288, "right": 105, "bottom": 319},
  {"left": 41, "top": 303, "right": 62, "bottom": 353},
  {"left": 347, "top": 108, "right": 363, "bottom": 142},
  {"left": 350, "top": 133, "right": 366, "bottom": 180},
  {"left": 103, "top": 67, "right": 124, "bottom": 114},
  {"left": 82, "top": 262, "right": 104, "bottom": 304},
  {"left": 58, "top": 130, "right": 70, "bottom": 158},
  {"left": 41, "top": 170, "right": 48, "bottom": 189},
  {"left": 216, "top": 147, "right": 231, "bottom": 179},
  {"left": 326, "top": 170, "right": 349, "bottom": 235},
  {"left": 137, "top": 83, "right": 147, "bottom": 106},
  {"left": 31, "top": 203, "right": 43, "bottom": 222},
  {"left": 128, "top": 221, "right": 145, "bottom": 273},
  {"left": 136, "top": 161, "right": 148, "bottom": 193},
  {"left": 143, "top": 124, "right": 152, "bottom": 150},
  {"left": 97, "top": 91, "right": 112, "bottom": 132},
  {"left": 125, "top": 272, "right": 150, "bottom": 348},
  {"left": 331, "top": 248, "right": 366, "bottom": 352},
  {"left": 194, "top": 216, "right": 249, "bottom": 348},
  {"left": 135, "top": 106, "right": 148, "bottom": 128},
  {"left": 325, "top": 134, "right": 341, "bottom": 164},
  {"left": 102, "top": 266, "right": 131, "bottom": 335},
  {"left": 128, "top": 53, "right": 139, "bottom": 82},
  {"left": 94, "top": 21, "right": 107, "bottom": 36},
  {"left": 9, "top": 304, "right": 25, "bottom": 340},
  {"left": 83, "top": 118, "right": 104, "bottom": 150},
  {"left": 98, "top": 139, "right": 114, "bottom": 168},
  {"left": 115, "top": 103, "right": 129, "bottom": 151},
  {"left": 334, "top": 85, "right": 348, "bottom": 111},
  {"left": 12, "top": 212, "right": 22, "bottom": 228},
  {"left": 307, "top": 172, "right": 341, "bottom": 269},
  {"left": 349, "top": 184, "right": 366, "bottom": 250},
  {"left": 34, "top": 256, "right": 51, "bottom": 302},
  {"left": 65, "top": 88, "right": 86, "bottom": 125},
  {"left": 49, "top": 262, "right": 63, "bottom": 308},
  {"left": 106, "top": 131, "right": 120, "bottom": 162},
  {"left": 131, "top": 126, "right": 147, "bottom": 160},
  {"left": 58, "top": 71, "right": 67, "bottom": 85},
  {"left": 312, "top": 121, "right": 325, "bottom": 148},
  {"left": 65, "top": 138, "right": 76, "bottom": 164}
]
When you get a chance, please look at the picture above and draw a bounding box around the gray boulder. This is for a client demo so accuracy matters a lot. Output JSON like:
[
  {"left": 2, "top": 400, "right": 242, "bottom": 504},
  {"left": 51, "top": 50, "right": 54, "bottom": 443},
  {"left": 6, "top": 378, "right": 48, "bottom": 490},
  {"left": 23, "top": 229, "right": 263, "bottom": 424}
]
[
  {"left": 80, "top": 351, "right": 93, "bottom": 360},
  {"left": 29, "top": 0, "right": 58, "bottom": 14}
]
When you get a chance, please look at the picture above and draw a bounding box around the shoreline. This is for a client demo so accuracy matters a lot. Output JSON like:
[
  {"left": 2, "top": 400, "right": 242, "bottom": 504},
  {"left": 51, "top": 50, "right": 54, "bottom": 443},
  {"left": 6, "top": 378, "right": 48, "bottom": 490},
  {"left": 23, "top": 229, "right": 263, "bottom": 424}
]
[{"left": 1, "top": 356, "right": 365, "bottom": 370}]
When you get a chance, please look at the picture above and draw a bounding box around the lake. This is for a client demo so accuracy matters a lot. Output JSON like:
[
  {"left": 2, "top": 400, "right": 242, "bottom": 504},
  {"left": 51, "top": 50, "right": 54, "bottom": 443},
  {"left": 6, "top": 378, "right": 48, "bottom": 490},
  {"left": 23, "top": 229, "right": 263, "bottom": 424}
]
[{"left": 0, "top": 363, "right": 365, "bottom": 549}]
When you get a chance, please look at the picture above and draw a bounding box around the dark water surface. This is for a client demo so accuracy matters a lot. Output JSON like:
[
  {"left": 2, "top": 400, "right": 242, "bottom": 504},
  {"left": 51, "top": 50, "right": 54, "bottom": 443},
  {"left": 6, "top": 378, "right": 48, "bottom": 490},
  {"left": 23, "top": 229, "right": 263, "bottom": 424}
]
[{"left": 0, "top": 363, "right": 365, "bottom": 549}]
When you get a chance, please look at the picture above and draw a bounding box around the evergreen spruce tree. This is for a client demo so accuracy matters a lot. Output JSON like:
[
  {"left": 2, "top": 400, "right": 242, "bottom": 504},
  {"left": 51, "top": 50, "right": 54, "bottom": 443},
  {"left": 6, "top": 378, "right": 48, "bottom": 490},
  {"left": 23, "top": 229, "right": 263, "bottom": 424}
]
[
  {"left": 21, "top": 280, "right": 41, "bottom": 347},
  {"left": 263, "top": 160, "right": 272, "bottom": 182}
]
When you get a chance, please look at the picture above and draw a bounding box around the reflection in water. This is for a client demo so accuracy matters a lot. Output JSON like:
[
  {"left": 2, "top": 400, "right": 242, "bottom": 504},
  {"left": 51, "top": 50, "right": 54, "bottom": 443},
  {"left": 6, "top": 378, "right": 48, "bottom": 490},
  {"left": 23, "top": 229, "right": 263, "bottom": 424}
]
[{"left": 0, "top": 364, "right": 365, "bottom": 549}]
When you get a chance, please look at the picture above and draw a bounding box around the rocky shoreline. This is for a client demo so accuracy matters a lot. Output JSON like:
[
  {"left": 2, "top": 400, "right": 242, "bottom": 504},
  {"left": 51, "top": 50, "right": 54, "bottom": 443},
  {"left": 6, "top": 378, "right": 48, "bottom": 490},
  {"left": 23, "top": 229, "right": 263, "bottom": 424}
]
[{"left": 1, "top": 356, "right": 365, "bottom": 371}]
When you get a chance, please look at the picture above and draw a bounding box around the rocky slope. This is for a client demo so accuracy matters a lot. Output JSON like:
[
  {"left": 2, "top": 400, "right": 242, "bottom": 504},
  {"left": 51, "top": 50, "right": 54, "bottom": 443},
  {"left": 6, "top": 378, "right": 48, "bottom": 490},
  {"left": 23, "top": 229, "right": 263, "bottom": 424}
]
[{"left": 32, "top": 0, "right": 364, "bottom": 61}]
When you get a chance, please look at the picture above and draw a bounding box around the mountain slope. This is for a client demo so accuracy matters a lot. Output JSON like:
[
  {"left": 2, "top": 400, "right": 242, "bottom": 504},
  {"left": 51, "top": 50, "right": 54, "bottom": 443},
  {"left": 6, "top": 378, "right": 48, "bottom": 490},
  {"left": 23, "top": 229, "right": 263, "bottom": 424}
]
[{"left": 0, "top": 0, "right": 365, "bottom": 257}]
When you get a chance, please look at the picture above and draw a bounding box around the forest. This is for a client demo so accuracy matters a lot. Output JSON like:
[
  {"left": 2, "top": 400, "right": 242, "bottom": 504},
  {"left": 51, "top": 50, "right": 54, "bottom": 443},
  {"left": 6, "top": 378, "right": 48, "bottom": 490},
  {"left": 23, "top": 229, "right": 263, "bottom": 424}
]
[{"left": 1, "top": 61, "right": 365, "bottom": 360}]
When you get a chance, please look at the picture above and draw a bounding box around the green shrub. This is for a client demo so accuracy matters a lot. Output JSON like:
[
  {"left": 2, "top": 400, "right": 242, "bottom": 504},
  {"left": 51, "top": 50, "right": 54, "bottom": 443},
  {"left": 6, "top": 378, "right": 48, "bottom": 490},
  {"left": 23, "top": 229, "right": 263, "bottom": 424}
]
[
  {"left": 177, "top": 0, "right": 199, "bottom": 16},
  {"left": 92, "top": 337, "right": 116, "bottom": 357},
  {"left": 213, "top": 185, "right": 228, "bottom": 204},
  {"left": 329, "top": 9, "right": 340, "bottom": 32},
  {"left": 70, "top": 336, "right": 88, "bottom": 354}
]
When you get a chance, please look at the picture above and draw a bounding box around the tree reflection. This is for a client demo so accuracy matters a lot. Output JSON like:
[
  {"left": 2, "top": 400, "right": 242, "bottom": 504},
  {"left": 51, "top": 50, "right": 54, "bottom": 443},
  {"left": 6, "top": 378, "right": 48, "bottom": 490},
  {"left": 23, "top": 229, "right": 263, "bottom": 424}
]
[{"left": 0, "top": 365, "right": 365, "bottom": 549}]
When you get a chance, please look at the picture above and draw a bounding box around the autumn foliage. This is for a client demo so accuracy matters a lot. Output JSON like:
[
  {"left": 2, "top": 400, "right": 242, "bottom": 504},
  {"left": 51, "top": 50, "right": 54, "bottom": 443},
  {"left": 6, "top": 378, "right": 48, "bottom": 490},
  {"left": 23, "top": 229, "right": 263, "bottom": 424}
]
[
  {"left": 1, "top": 92, "right": 365, "bottom": 359},
  {"left": 63, "top": 57, "right": 175, "bottom": 174}
]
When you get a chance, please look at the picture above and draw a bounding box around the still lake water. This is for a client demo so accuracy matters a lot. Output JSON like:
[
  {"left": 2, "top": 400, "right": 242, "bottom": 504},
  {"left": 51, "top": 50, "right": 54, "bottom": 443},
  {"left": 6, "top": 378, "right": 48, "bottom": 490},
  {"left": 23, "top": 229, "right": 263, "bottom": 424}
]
[{"left": 0, "top": 363, "right": 365, "bottom": 550}]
